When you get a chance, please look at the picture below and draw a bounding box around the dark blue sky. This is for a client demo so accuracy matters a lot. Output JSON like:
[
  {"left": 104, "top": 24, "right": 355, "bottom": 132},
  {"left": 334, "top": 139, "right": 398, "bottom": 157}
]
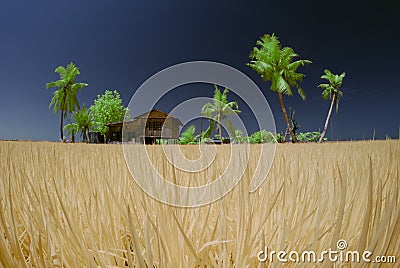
[{"left": 0, "top": 0, "right": 399, "bottom": 141}]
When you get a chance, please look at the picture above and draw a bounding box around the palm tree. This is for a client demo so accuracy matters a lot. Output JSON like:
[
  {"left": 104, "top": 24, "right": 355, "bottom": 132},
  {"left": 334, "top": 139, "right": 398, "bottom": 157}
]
[
  {"left": 247, "top": 34, "right": 311, "bottom": 143},
  {"left": 46, "top": 62, "right": 88, "bottom": 140},
  {"left": 73, "top": 106, "right": 93, "bottom": 142},
  {"left": 201, "top": 85, "right": 240, "bottom": 144},
  {"left": 318, "top": 69, "right": 345, "bottom": 143},
  {"left": 63, "top": 123, "right": 79, "bottom": 143}
]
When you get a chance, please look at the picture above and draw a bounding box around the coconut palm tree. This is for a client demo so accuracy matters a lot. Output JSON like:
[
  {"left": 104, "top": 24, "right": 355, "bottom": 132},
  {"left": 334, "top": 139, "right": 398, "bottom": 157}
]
[
  {"left": 73, "top": 106, "right": 93, "bottom": 142},
  {"left": 63, "top": 123, "right": 79, "bottom": 143},
  {"left": 201, "top": 85, "right": 240, "bottom": 144},
  {"left": 247, "top": 34, "right": 311, "bottom": 143},
  {"left": 318, "top": 69, "right": 345, "bottom": 143},
  {"left": 46, "top": 62, "right": 88, "bottom": 140}
]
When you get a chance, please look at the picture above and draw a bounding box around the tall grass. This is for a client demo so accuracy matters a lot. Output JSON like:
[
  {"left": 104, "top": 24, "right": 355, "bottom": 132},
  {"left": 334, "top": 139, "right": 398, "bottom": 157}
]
[{"left": 0, "top": 140, "right": 399, "bottom": 267}]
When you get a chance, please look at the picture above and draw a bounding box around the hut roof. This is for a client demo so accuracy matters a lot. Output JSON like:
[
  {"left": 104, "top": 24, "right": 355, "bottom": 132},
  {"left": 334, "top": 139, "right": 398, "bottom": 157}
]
[{"left": 105, "top": 109, "right": 183, "bottom": 127}]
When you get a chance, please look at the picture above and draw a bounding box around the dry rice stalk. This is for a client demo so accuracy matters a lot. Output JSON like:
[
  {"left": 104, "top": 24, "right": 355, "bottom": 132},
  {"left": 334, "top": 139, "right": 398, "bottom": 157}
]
[{"left": 0, "top": 140, "right": 399, "bottom": 267}]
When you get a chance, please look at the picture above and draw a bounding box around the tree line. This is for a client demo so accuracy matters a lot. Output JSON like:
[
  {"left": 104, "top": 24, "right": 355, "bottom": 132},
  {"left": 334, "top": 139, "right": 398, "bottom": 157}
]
[
  {"left": 46, "top": 33, "right": 345, "bottom": 144},
  {"left": 247, "top": 33, "right": 345, "bottom": 143},
  {"left": 46, "top": 62, "right": 128, "bottom": 142},
  {"left": 179, "top": 33, "right": 345, "bottom": 144}
]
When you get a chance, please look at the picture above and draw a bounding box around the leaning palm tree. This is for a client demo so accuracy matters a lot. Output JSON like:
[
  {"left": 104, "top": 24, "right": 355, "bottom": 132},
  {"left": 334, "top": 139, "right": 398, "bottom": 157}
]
[
  {"left": 73, "top": 106, "right": 93, "bottom": 142},
  {"left": 46, "top": 62, "right": 88, "bottom": 140},
  {"left": 201, "top": 85, "right": 240, "bottom": 144},
  {"left": 318, "top": 69, "right": 345, "bottom": 143},
  {"left": 247, "top": 34, "right": 311, "bottom": 143}
]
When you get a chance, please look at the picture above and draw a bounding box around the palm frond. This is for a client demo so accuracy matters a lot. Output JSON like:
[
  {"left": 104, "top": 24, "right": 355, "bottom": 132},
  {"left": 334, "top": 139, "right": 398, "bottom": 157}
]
[
  {"left": 297, "top": 87, "right": 306, "bottom": 101},
  {"left": 179, "top": 125, "right": 196, "bottom": 144},
  {"left": 201, "top": 103, "right": 215, "bottom": 119},
  {"left": 202, "top": 120, "right": 215, "bottom": 139},
  {"left": 46, "top": 80, "right": 63, "bottom": 89},
  {"left": 63, "top": 123, "right": 79, "bottom": 135},
  {"left": 247, "top": 33, "right": 310, "bottom": 101},
  {"left": 272, "top": 73, "right": 292, "bottom": 96},
  {"left": 323, "top": 69, "right": 333, "bottom": 77},
  {"left": 319, "top": 69, "right": 345, "bottom": 103},
  {"left": 225, "top": 120, "right": 236, "bottom": 137},
  {"left": 279, "top": 47, "right": 297, "bottom": 67},
  {"left": 55, "top": 66, "right": 67, "bottom": 79},
  {"left": 71, "top": 83, "right": 88, "bottom": 91},
  {"left": 287, "top": 59, "right": 312, "bottom": 71},
  {"left": 321, "top": 88, "right": 332, "bottom": 100}
]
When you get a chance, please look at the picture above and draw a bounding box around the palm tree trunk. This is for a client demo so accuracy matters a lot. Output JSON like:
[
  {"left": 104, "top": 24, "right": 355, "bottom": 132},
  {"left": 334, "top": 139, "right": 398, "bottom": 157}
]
[
  {"left": 319, "top": 94, "right": 336, "bottom": 143},
  {"left": 60, "top": 89, "right": 67, "bottom": 141},
  {"left": 200, "top": 117, "right": 203, "bottom": 143},
  {"left": 218, "top": 124, "right": 223, "bottom": 144},
  {"left": 217, "top": 114, "right": 223, "bottom": 144},
  {"left": 60, "top": 109, "right": 64, "bottom": 141},
  {"left": 83, "top": 128, "right": 88, "bottom": 142},
  {"left": 278, "top": 93, "right": 297, "bottom": 143}
]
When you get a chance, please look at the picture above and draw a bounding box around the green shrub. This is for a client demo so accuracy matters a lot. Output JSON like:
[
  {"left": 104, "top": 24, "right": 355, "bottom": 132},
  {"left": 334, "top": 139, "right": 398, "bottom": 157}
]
[
  {"left": 248, "top": 130, "right": 276, "bottom": 144},
  {"left": 296, "top": 131, "right": 327, "bottom": 142},
  {"left": 179, "top": 125, "right": 197, "bottom": 144}
]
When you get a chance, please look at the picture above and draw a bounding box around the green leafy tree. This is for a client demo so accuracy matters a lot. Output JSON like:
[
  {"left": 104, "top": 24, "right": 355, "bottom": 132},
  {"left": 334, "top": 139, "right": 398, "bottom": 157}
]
[
  {"left": 247, "top": 34, "right": 311, "bottom": 143},
  {"left": 46, "top": 62, "right": 88, "bottom": 140},
  {"left": 63, "top": 123, "right": 79, "bottom": 143},
  {"left": 72, "top": 106, "right": 93, "bottom": 142},
  {"left": 201, "top": 85, "right": 241, "bottom": 144},
  {"left": 318, "top": 69, "right": 345, "bottom": 142},
  {"left": 179, "top": 125, "right": 197, "bottom": 144},
  {"left": 89, "top": 90, "right": 128, "bottom": 139}
]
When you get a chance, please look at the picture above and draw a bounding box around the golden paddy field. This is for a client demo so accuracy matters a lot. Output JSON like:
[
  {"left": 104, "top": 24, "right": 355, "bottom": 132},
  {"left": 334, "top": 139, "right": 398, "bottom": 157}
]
[{"left": 0, "top": 140, "right": 399, "bottom": 267}]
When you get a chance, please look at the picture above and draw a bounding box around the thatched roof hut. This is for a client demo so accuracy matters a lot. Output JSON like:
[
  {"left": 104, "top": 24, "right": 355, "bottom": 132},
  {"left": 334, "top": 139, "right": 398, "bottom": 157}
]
[{"left": 106, "top": 109, "right": 182, "bottom": 144}]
